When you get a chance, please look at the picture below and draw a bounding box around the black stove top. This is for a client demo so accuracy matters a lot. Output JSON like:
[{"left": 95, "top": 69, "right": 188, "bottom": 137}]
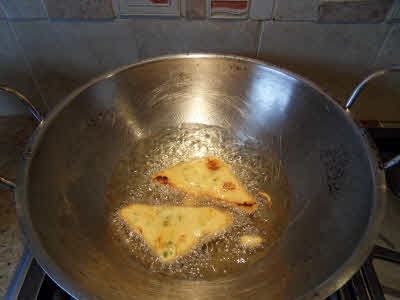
[{"left": 5, "top": 126, "right": 400, "bottom": 300}]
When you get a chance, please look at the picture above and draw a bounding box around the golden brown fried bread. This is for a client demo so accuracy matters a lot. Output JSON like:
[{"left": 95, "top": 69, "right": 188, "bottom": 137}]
[
  {"left": 152, "top": 157, "right": 258, "bottom": 213},
  {"left": 118, "top": 204, "right": 232, "bottom": 262}
]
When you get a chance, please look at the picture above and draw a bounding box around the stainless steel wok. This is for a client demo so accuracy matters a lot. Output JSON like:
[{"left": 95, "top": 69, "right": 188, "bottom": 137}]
[{"left": 1, "top": 54, "right": 399, "bottom": 300}]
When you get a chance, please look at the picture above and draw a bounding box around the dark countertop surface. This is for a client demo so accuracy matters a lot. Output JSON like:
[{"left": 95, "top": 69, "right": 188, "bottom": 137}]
[{"left": 0, "top": 116, "right": 35, "bottom": 297}]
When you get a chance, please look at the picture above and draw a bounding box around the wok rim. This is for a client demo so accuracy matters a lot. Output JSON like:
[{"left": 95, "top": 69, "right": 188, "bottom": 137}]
[{"left": 14, "top": 53, "right": 387, "bottom": 300}]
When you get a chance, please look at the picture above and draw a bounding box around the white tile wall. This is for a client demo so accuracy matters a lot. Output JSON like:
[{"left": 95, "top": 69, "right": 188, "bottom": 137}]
[
  {"left": 249, "top": 0, "right": 273, "bottom": 20},
  {"left": 0, "top": 0, "right": 47, "bottom": 19},
  {"left": 355, "top": 24, "right": 400, "bottom": 121},
  {"left": 0, "top": 1, "right": 399, "bottom": 120},
  {"left": 273, "top": 0, "right": 319, "bottom": 21},
  {"left": 259, "top": 22, "right": 390, "bottom": 103},
  {"left": 131, "top": 19, "right": 259, "bottom": 59},
  {"left": 0, "top": 21, "right": 45, "bottom": 115},
  {"left": 12, "top": 20, "right": 140, "bottom": 110},
  {"left": 119, "top": 0, "right": 180, "bottom": 16}
]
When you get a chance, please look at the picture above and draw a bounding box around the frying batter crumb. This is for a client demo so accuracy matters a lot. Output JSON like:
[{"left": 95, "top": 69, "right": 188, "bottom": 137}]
[{"left": 258, "top": 191, "right": 272, "bottom": 208}]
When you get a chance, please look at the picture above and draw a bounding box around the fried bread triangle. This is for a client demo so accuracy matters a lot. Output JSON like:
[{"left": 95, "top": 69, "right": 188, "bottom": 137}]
[
  {"left": 152, "top": 157, "right": 258, "bottom": 213},
  {"left": 119, "top": 204, "right": 232, "bottom": 262}
]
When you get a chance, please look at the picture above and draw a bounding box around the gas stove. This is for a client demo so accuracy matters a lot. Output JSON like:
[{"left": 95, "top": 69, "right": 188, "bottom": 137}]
[{"left": 5, "top": 125, "right": 400, "bottom": 300}]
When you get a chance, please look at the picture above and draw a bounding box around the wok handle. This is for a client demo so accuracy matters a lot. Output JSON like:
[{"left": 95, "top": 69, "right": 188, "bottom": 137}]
[
  {"left": 345, "top": 66, "right": 400, "bottom": 169},
  {"left": 4, "top": 248, "right": 34, "bottom": 300},
  {"left": 0, "top": 86, "right": 42, "bottom": 190}
]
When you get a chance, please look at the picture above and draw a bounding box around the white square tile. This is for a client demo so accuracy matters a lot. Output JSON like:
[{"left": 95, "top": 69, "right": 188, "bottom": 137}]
[
  {"left": 134, "top": 19, "right": 259, "bottom": 59},
  {"left": 274, "top": 0, "right": 319, "bottom": 21},
  {"left": 0, "top": 21, "right": 45, "bottom": 115},
  {"left": 13, "top": 20, "right": 139, "bottom": 110},
  {"left": 258, "top": 22, "right": 389, "bottom": 107},
  {"left": 0, "top": 0, "right": 47, "bottom": 19}
]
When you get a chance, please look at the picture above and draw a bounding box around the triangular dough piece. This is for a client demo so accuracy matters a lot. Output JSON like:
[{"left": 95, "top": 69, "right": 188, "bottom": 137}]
[
  {"left": 152, "top": 156, "right": 258, "bottom": 213},
  {"left": 118, "top": 204, "right": 232, "bottom": 262}
]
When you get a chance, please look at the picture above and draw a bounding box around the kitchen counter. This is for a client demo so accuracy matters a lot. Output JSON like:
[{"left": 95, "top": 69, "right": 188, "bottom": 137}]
[{"left": 0, "top": 116, "right": 35, "bottom": 297}]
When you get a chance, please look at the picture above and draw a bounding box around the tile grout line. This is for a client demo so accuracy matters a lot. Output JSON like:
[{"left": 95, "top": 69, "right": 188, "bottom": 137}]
[
  {"left": 111, "top": 0, "right": 121, "bottom": 18},
  {"left": 39, "top": 0, "right": 50, "bottom": 18},
  {"left": 0, "top": 0, "right": 9, "bottom": 19},
  {"left": 384, "top": 1, "right": 398, "bottom": 23},
  {"left": 271, "top": 0, "right": 277, "bottom": 20},
  {"left": 256, "top": 21, "right": 265, "bottom": 57},
  {"left": 7, "top": 20, "right": 50, "bottom": 112}
]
